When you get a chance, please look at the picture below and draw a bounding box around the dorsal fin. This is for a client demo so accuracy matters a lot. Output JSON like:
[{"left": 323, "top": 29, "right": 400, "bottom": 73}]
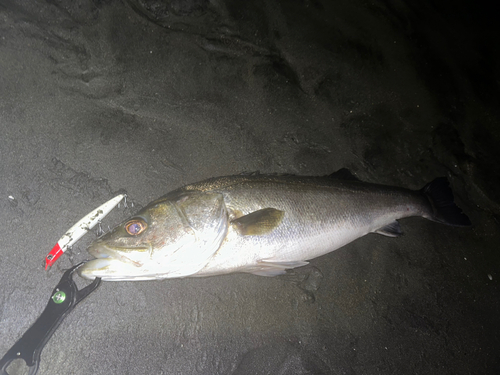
[{"left": 327, "top": 168, "right": 360, "bottom": 181}]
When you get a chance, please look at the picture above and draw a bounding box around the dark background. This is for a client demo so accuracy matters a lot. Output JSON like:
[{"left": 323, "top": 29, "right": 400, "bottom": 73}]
[{"left": 1, "top": 0, "right": 499, "bottom": 374}]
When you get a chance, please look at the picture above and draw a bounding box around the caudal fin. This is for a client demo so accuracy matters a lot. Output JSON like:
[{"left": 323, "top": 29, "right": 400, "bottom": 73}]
[{"left": 421, "top": 178, "right": 471, "bottom": 227}]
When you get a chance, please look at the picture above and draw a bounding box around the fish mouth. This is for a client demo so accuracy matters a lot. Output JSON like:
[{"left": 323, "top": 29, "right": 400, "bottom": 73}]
[
  {"left": 78, "top": 243, "right": 150, "bottom": 280},
  {"left": 87, "top": 243, "right": 146, "bottom": 267}
]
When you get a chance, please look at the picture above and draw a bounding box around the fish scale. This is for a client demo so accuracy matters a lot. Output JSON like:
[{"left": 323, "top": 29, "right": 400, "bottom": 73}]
[{"left": 78, "top": 172, "right": 471, "bottom": 281}]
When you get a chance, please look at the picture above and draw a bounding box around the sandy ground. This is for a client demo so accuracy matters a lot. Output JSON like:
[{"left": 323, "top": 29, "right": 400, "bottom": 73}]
[{"left": 1, "top": 0, "right": 499, "bottom": 374}]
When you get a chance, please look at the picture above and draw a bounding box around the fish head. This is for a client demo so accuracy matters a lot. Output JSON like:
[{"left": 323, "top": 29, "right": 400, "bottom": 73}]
[{"left": 78, "top": 191, "right": 228, "bottom": 281}]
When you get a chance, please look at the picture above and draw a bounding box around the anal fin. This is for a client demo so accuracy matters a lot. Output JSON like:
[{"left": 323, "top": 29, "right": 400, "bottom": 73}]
[{"left": 374, "top": 221, "right": 402, "bottom": 237}]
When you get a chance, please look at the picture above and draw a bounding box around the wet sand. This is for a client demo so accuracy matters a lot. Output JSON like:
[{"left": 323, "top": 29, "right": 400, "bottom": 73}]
[{"left": 1, "top": 0, "right": 498, "bottom": 374}]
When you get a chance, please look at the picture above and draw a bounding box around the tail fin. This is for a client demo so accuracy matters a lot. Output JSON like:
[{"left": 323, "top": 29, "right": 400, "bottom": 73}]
[{"left": 421, "top": 178, "right": 471, "bottom": 227}]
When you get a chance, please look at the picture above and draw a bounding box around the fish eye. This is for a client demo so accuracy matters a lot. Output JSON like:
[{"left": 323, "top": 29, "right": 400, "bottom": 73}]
[{"left": 125, "top": 219, "right": 147, "bottom": 236}]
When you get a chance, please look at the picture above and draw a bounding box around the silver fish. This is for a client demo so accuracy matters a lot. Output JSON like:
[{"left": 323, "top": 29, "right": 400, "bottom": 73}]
[{"left": 78, "top": 170, "right": 471, "bottom": 281}]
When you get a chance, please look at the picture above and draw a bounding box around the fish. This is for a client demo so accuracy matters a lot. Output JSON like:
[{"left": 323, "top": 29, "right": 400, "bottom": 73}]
[{"left": 78, "top": 170, "right": 471, "bottom": 281}]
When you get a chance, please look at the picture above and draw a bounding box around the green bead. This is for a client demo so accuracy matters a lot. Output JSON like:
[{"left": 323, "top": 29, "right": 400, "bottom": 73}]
[{"left": 52, "top": 290, "right": 66, "bottom": 304}]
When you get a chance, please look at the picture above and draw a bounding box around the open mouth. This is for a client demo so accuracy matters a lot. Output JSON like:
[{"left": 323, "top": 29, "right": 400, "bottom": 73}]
[
  {"left": 79, "top": 242, "right": 158, "bottom": 280},
  {"left": 78, "top": 243, "right": 159, "bottom": 281},
  {"left": 78, "top": 244, "right": 146, "bottom": 281},
  {"left": 87, "top": 243, "right": 145, "bottom": 267}
]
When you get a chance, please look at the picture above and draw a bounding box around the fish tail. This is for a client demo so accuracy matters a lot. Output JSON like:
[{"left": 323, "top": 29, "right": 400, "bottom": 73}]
[{"left": 421, "top": 178, "right": 472, "bottom": 227}]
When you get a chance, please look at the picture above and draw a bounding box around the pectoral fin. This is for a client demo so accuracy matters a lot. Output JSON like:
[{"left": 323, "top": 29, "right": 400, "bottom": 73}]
[
  {"left": 231, "top": 208, "right": 285, "bottom": 235},
  {"left": 374, "top": 221, "right": 402, "bottom": 237}
]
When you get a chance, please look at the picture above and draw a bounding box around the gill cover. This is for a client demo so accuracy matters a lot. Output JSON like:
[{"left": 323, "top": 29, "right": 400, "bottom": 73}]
[
  {"left": 146, "top": 192, "right": 228, "bottom": 277},
  {"left": 162, "top": 191, "right": 229, "bottom": 277}
]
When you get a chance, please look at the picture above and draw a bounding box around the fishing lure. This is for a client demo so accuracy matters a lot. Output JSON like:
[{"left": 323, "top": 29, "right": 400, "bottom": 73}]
[{"left": 45, "top": 194, "right": 126, "bottom": 269}]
